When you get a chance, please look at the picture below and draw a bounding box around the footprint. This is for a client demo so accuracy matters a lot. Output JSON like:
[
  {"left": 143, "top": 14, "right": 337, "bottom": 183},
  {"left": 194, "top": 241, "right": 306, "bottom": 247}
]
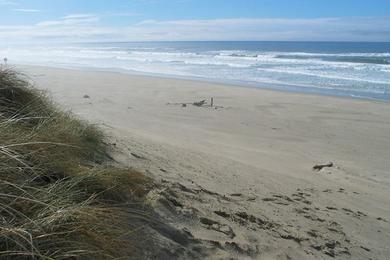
[
  {"left": 278, "top": 228, "right": 308, "bottom": 244},
  {"left": 262, "top": 197, "right": 277, "bottom": 202},
  {"left": 307, "top": 229, "right": 320, "bottom": 238},
  {"left": 131, "top": 152, "right": 146, "bottom": 159},
  {"left": 200, "top": 217, "right": 235, "bottom": 239},
  {"left": 304, "top": 214, "right": 326, "bottom": 222},
  {"left": 356, "top": 211, "right": 367, "bottom": 216},
  {"left": 377, "top": 217, "right": 388, "bottom": 222},
  {"left": 311, "top": 240, "right": 350, "bottom": 257},
  {"left": 342, "top": 208, "right": 353, "bottom": 214},
  {"left": 262, "top": 194, "right": 293, "bottom": 205},
  {"left": 224, "top": 242, "right": 259, "bottom": 256},
  {"left": 235, "top": 211, "right": 275, "bottom": 229},
  {"left": 360, "top": 246, "right": 371, "bottom": 252},
  {"left": 214, "top": 210, "right": 276, "bottom": 230},
  {"left": 273, "top": 194, "right": 294, "bottom": 202},
  {"left": 327, "top": 222, "right": 345, "bottom": 235}
]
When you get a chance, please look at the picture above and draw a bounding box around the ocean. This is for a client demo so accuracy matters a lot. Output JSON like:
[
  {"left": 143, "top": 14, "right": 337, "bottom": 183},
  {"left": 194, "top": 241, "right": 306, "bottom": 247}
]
[{"left": 1, "top": 41, "right": 390, "bottom": 100}]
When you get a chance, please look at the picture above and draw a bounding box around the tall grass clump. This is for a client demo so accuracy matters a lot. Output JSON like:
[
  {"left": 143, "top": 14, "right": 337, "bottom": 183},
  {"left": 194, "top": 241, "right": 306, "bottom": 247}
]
[{"left": 0, "top": 68, "right": 151, "bottom": 259}]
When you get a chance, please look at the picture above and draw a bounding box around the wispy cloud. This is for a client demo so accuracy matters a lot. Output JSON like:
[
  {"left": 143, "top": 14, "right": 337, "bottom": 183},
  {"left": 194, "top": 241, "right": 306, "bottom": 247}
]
[
  {"left": 104, "top": 12, "right": 141, "bottom": 17},
  {"left": 0, "top": 0, "right": 18, "bottom": 5},
  {"left": 12, "top": 8, "right": 41, "bottom": 13},
  {"left": 0, "top": 16, "right": 389, "bottom": 43},
  {"left": 36, "top": 14, "right": 99, "bottom": 27}
]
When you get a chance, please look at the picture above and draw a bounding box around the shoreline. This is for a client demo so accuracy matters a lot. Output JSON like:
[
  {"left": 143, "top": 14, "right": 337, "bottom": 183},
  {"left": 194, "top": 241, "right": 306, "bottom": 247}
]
[
  {"left": 13, "top": 63, "right": 390, "bottom": 103},
  {"left": 17, "top": 65, "right": 390, "bottom": 259}
]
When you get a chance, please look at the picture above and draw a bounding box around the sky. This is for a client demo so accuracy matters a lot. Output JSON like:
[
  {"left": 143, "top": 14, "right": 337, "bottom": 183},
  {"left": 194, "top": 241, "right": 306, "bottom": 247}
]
[{"left": 0, "top": 0, "right": 390, "bottom": 43}]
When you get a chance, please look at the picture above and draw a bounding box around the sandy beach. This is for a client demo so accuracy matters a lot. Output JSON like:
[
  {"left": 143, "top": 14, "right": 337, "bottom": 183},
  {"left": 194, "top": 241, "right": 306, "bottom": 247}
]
[{"left": 20, "top": 65, "right": 390, "bottom": 259}]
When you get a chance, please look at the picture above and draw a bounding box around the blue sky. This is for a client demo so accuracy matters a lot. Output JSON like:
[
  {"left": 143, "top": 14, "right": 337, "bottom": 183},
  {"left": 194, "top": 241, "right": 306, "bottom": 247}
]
[{"left": 0, "top": 0, "right": 390, "bottom": 42}]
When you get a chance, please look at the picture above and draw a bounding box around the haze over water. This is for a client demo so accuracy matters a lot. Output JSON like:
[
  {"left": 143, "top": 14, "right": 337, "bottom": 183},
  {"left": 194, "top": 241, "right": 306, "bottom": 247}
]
[{"left": 2, "top": 41, "right": 390, "bottom": 100}]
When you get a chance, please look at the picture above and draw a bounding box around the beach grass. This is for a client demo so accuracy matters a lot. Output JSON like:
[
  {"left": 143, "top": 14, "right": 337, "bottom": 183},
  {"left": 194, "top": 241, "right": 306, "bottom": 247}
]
[{"left": 0, "top": 68, "right": 151, "bottom": 259}]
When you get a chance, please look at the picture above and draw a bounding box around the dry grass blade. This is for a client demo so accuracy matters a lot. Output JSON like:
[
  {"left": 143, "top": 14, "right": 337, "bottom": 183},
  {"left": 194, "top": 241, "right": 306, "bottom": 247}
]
[{"left": 0, "top": 67, "right": 152, "bottom": 259}]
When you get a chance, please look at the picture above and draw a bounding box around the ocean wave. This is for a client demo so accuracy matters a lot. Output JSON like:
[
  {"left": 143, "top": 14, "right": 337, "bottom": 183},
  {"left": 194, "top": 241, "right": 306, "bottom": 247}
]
[
  {"left": 2, "top": 44, "right": 390, "bottom": 100},
  {"left": 275, "top": 54, "right": 390, "bottom": 65},
  {"left": 256, "top": 68, "right": 390, "bottom": 85},
  {"left": 183, "top": 60, "right": 251, "bottom": 68},
  {"left": 212, "top": 49, "right": 390, "bottom": 65}
]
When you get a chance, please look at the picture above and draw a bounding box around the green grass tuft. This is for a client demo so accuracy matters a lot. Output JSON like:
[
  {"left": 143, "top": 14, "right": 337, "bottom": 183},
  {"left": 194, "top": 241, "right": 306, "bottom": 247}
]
[{"left": 0, "top": 67, "right": 151, "bottom": 259}]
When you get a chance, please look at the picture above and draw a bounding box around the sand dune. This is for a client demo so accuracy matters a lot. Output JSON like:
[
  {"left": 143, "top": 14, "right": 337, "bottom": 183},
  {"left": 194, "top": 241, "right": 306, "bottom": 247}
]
[{"left": 22, "top": 65, "right": 390, "bottom": 259}]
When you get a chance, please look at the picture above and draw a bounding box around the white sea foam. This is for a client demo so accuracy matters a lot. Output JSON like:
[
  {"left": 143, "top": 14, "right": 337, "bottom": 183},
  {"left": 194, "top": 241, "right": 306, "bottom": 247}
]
[{"left": 1, "top": 44, "right": 389, "bottom": 100}]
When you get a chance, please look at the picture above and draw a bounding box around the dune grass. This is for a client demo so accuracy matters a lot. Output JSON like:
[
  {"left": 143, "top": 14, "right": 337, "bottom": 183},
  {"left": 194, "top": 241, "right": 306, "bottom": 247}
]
[{"left": 0, "top": 68, "right": 151, "bottom": 259}]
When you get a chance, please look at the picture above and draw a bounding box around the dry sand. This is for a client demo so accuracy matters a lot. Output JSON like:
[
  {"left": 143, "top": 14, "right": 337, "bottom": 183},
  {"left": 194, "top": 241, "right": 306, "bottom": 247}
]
[{"left": 20, "top": 65, "right": 390, "bottom": 259}]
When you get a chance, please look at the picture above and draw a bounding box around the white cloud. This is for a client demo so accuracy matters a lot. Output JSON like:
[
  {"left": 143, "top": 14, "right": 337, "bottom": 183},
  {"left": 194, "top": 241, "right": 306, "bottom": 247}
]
[
  {"left": 62, "top": 14, "right": 97, "bottom": 20},
  {"left": 0, "top": 0, "right": 18, "bottom": 5},
  {"left": 104, "top": 12, "right": 141, "bottom": 17},
  {"left": 0, "top": 16, "right": 389, "bottom": 43},
  {"left": 36, "top": 14, "right": 99, "bottom": 27},
  {"left": 12, "top": 8, "right": 41, "bottom": 13}
]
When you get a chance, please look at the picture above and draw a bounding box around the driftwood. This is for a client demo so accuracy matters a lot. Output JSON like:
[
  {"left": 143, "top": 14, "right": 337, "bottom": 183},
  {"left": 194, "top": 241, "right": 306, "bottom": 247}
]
[
  {"left": 167, "top": 98, "right": 221, "bottom": 108},
  {"left": 313, "top": 162, "right": 334, "bottom": 171},
  {"left": 193, "top": 100, "right": 207, "bottom": 107}
]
